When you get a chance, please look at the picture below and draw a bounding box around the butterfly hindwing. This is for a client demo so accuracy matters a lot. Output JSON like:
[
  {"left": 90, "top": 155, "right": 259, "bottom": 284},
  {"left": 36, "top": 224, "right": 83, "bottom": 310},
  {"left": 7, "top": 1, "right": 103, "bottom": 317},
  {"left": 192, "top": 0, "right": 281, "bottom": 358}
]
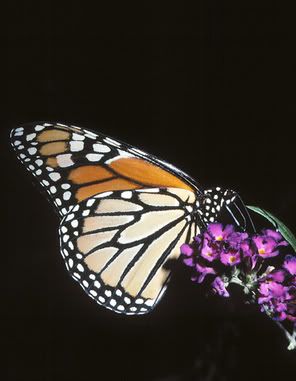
[
  {"left": 59, "top": 187, "right": 198, "bottom": 314},
  {"left": 10, "top": 122, "right": 200, "bottom": 217}
]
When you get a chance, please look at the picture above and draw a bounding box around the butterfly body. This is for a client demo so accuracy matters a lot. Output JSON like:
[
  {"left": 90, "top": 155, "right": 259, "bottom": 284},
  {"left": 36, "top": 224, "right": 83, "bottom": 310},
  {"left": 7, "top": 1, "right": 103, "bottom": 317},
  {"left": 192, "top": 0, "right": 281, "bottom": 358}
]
[{"left": 10, "top": 122, "right": 254, "bottom": 314}]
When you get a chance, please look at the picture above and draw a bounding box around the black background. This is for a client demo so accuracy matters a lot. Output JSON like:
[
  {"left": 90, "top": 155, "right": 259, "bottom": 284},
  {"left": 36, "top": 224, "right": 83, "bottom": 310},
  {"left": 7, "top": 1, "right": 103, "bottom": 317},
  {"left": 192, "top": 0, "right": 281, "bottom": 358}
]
[{"left": 2, "top": 2, "right": 296, "bottom": 380}]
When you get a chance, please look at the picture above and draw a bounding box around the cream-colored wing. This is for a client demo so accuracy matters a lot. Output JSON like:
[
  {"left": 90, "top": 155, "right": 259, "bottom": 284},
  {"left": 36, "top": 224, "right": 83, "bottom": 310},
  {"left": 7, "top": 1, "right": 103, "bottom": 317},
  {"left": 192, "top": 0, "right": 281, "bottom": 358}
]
[{"left": 59, "top": 187, "right": 199, "bottom": 315}]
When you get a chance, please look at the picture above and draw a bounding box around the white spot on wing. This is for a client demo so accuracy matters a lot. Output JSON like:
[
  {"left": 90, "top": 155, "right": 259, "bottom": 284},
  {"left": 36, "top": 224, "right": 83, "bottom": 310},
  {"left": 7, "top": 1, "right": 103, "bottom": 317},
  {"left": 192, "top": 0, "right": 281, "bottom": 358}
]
[
  {"left": 70, "top": 141, "right": 84, "bottom": 152},
  {"left": 77, "top": 264, "right": 84, "bottom": 272},
  {"left": 56, "top": 154, "right": 74, "bottom": 168},
  {"left": 86, "top": 153, "right": 103, "bottom": 162},
  {"left": 26, "top": 133, "right": 36, "bottom": 141},
  {"left": 121, "top": 191, "right": 132, "bottom": 199},
  {"left": 71, "top": 219, "right": 78, "bottom": 228},
  {"left": 49, "top": 172, "right": 61, "bottom": 181},
  {"left": 63, "top": 191, "right": 71, "bottom": 200},
  {"left": 86, "top": 199, "right": 95, "bottom": 207},
  {"left": 124, "top": 297, "right": 131, "bottom": 304},
  {"left": 94, "top": 191, "right": 113, "bottom": 198},
  {"left": 28, "top": 147, "right": 37, "bottom": 155},
  {"left": 93, "top": 143, "right": 111, "bottom": 153},
  {"left": 137, "top": 188, "right": 159, "bottom": 193},
  {"left": 72, "top": 133, "right": 85, "bottom": 141},
  {"left": 61, "top": 226, "right": 68, "bottom": 233}
]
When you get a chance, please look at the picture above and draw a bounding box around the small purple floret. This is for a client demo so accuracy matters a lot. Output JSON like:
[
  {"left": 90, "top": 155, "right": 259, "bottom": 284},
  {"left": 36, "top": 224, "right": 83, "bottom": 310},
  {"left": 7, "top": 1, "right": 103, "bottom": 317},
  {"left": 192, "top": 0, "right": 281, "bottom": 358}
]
[
  {"left": 220, "top": 250, "right": 241, "bottom": 266},
  {"left": 283, "top": 255, "right": 296, "bottom": 275},
  {"left": 207, "top": 223, "right": 234, "bottom": 242},
  {"left": 252, "top": 236, "right": 279, "bottom": 258},
  {"left": 180, "top": 243, "right": 194, "bottom": 257},
  {"left": 212, "top": 276, "right": 230, "bottom": 297},
  {"left": 201, "top": 237, "right": 219, "bottom": 262},
  {"left": 263, "top": 229, "right": 289, "bottom": 246},
  {"left": 195, "top": 263, "right": 216, "bottom": 283}
]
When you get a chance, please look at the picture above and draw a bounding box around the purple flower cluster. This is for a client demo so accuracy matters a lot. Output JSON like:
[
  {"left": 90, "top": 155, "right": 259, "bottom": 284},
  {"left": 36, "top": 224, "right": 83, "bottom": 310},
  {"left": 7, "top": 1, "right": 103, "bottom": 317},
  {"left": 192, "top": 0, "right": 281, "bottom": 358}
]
[
  {"left": 181, "top": 223, "right": 296, "bottom": 322},
  {"left": 258, "top": 256, "right": 296, "bottom": 322}
]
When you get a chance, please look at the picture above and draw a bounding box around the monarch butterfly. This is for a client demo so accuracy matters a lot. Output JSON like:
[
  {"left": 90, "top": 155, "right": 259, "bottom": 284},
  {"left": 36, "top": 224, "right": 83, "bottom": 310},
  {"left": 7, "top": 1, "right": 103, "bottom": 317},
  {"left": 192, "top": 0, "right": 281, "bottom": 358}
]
[{"left": 10, "top": 122, "right": 255, "bottom": 315}]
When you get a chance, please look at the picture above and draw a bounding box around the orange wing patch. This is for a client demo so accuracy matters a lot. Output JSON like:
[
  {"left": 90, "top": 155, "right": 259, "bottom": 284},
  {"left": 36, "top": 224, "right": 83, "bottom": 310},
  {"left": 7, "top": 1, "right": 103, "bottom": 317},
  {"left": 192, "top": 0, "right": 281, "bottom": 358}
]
[
  {"left": 76, "top": 179, "right": 140, "bottom": 201},
  {"left": 46, "top": 157, "right": 58, "bottom": 167},
  {"left": 37, "top": 130, "right": 70, "bottom": 142},
  {"left": 110, "top": 157, "right": 193, "bottom": 191},
  {"left": 68, "top": 165, "right": 114, "bottom": 184},
  {"left": 70, "top": 157, "right": 194, "bottom": 202},
  {"left": 40, "top": 142, "right": 68, "bottom": 156}
]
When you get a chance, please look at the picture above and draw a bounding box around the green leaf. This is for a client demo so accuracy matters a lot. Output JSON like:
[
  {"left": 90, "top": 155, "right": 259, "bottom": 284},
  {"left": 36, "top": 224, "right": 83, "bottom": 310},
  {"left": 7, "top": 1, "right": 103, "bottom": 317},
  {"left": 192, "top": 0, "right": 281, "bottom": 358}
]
[{"left": 247, "top": 206, "right": 296, "bottom": 252}]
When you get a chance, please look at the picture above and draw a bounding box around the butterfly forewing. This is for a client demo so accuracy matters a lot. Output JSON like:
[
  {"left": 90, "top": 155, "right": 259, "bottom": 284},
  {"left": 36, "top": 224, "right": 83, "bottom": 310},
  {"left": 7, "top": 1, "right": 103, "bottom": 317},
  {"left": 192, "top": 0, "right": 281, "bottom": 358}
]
[
  {"left": 10, "top": 122, "right": 200, "bottom": 217},
  {"left": 59, "top": 187, "right": 198, "bottom": 314}
]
